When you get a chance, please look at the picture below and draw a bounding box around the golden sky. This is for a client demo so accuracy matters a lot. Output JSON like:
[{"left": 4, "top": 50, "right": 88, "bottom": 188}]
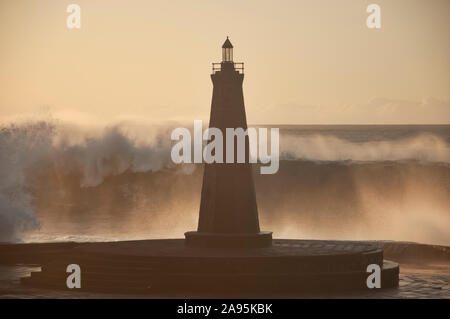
[{"left": 0, "top": 0, "right": 449, "bottom": 124}]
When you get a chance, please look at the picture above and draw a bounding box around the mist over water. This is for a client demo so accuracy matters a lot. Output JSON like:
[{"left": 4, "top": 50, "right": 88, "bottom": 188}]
[{"left": 0, "top": 119, "right": 449, "bottom": 245}]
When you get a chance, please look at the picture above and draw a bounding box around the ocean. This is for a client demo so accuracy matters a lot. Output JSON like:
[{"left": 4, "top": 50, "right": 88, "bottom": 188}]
[{"left": 0, "top": 121, "right": 449, "bottom": 246}]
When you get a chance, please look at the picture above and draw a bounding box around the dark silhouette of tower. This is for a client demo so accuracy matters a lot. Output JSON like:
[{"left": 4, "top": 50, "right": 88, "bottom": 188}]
[{"left": 185, "top": 37, "right": 272, "bottom": 248}]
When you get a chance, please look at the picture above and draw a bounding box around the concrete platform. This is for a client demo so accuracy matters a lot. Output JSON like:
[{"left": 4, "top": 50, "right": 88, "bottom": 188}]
[{"left": 20, "top": 239, "right": 399, "bottom": 293}]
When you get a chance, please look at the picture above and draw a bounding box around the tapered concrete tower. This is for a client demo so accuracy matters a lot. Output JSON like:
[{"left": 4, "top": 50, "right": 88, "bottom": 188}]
[{"left": 185, "top": 38, "right": 272, "bottom": 248}]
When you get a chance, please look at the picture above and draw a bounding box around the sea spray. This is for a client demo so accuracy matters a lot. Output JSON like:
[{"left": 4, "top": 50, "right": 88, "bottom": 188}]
[
  {"left": 0, "top": 119, "right": 449, "bottom": 244},
  {"left": 0, "top": 119, "right": 175, "bottom": 241},
  {"left": 0, "top": 121, "right": 55, "bottom": 241},
  {"left": 280, "top": 133, "right": 450, "bottom": 163}
]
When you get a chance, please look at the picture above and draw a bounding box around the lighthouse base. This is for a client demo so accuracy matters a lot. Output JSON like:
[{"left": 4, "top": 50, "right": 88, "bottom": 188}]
[
  {"left": 20, "top": 239, "right": 399, "bottom": 294},
  {"left": 184, "top": 231, "right": 273, "bottom": 248}
]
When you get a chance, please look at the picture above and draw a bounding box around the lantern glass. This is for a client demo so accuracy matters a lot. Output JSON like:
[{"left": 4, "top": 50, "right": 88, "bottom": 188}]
[{"left": 222, "top": 47, "right": 233, "bottom": 62}]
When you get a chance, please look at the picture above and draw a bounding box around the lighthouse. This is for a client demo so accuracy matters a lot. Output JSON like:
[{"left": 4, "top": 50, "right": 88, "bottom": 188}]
[
  {"left": 185, "top": 37, "right": 272, "bottom": 248},
  {"left": 21, "top": 38, "right": 399, "bottom": 294}
]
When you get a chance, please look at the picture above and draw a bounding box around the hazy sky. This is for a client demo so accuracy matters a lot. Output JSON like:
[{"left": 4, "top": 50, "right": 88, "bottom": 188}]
[{"left": 0, "top": 0, "right": 449, "bottom": 124}]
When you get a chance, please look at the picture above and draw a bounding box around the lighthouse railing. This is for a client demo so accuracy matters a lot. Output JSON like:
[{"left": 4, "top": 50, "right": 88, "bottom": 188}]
[{"left": 212, "top": 62, "right": 244, "bottom": 74}]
